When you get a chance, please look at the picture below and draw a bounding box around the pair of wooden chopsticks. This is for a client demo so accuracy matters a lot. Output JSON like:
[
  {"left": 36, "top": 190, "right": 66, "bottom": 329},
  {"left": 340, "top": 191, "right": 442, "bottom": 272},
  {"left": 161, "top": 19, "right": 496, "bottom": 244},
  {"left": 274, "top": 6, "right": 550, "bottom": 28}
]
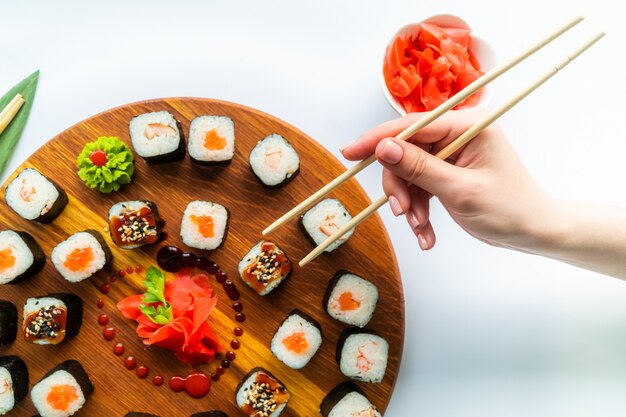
[
  {"left": 264, "top": 16, "right": 604, "bottom": 267},
  {"left": 0, "top": 94, "right": 26, "bottom": 136}
]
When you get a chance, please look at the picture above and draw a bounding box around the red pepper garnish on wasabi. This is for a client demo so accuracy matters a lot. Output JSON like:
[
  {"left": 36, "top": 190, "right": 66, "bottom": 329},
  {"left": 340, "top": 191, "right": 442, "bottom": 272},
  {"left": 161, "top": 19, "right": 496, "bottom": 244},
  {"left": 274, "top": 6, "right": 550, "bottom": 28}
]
[{"left": 76, "top": 136, "right": 134, "bottom": 193}]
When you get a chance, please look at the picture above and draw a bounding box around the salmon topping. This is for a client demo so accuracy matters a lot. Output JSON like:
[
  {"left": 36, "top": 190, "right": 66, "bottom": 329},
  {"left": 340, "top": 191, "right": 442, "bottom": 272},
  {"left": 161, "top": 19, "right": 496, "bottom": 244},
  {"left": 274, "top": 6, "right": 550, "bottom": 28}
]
[
  {"left": 47, "top": 384, "right": 79, "bottom": 411},
  {"left": 190, "top": 215, "right": 215, "bottom": 238},
  {"left": 20, "top": 179, "right": 36, "bottom": 202},
  {"left": 64, "top": 247, "right": 94, "bottom": 272},
  {"left": 145, "top": 123, "right": 176, "bottom": 140},
  {"left": 338, "top": 291, "right": 360, "bottom": 311},
  {"left": 282, "top": 332, "right": 308, "bottom": 354},
  {"left": 203, "top": 129, "right": 227, "bottom": 150},
  {"left": 0, "top": 249, "right": 15, "bottom": 272},
  {"left": 265, "top": 150, "right": 282, "bottom": 170},
  {"left": 319, "top": 215, "right": 338, "bottom": 236}
]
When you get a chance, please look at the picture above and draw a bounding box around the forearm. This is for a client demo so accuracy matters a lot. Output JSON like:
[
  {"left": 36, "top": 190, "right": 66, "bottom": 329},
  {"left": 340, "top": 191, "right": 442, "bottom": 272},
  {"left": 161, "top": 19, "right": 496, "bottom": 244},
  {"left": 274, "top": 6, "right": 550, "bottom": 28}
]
[{"left": 522, "top": 199, "right": 626, "bottom": 279}]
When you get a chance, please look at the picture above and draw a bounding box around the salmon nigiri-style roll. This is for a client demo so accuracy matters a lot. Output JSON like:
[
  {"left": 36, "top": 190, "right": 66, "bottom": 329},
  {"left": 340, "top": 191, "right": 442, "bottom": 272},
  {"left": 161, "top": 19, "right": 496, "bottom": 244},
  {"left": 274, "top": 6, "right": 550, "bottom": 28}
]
[
  {"left": 270, "top": 309, "right": 322, "bottom": 369},
  {"left": 180, "top": 201, "right": 229, "bottom": 251},
  {"left": 5, "top": 168, "right": 68, "bottom": 223},
  {"left": 249, "top": 134, "right": 300, "bottom": 188},
  {"left": 188, "top": 116, "right": 235, "bottom": 165},
  {"left": 129, "top": 111, "right": 186, "bottom": 163},
  {"left": 0, "top": 230, "right": 45, "bottom": 285},
  {"left": 51, "top": 230, "right": 112, "bottom": 283}
]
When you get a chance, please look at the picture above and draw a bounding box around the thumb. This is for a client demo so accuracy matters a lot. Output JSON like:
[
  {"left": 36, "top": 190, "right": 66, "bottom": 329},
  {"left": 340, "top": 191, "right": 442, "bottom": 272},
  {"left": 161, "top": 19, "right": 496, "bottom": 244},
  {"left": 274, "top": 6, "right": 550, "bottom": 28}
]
[{"left": 376, "top": 138, "right": 463, "bottom": 199}]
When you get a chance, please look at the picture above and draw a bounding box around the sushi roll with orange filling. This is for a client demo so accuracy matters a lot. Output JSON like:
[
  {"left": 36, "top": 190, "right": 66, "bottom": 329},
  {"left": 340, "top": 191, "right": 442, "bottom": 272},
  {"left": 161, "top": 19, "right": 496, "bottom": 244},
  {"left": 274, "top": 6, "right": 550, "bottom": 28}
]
[
  {"left": 0, "top": 355, "right": 29, "bottom": 415},
  {"left": 188, "top": 116, "right": 235, "bottom": 165},
  {"left": 0, "top": 230, "right": 45, "bottom": 285},
  {"left": 181, "top": 201, "right": 229, "bottom": 251},
  {"left": 270, "top": 309, "right": 322, "bottom": 369},
  {"left": 51, "top": 230, "right": 112, "bottom": 283},
  {"left": 235, "top": 367, "right": 289, "bottom": 417},
  {"left": 30, "top": 360, "right": 93, "bottom": 417},
  {"left": 324, "top": 271, "right": 379, "bottom": 328},
  {"left": 238, "top": 241, "right": 292, "bottom": 296},
  {"left": 0, "top": 301, "right": 17, "bottom": 347},
  {"left": 300, "top": 199, "right": 354, "bottom": 252},
  {"left": 23, "top": 294, "right": 82, "bottom": 345},
  {"left": 108, "top": 201, "right": 164, "bottom": 249},
  {"left": 320, "top": 381, "right": 382, "bottom": 417},
  {"left": 336, "top": 329, "right": 389, "bottom": 384},
  {"left": 129, "top": 111, "right": 185, "bottom": 163},
  {"left": 249, "top": 134, "right": 299, "bottom": 188},
  {"left": 4, "top": 168, "right": 68, "bottom": 223}
]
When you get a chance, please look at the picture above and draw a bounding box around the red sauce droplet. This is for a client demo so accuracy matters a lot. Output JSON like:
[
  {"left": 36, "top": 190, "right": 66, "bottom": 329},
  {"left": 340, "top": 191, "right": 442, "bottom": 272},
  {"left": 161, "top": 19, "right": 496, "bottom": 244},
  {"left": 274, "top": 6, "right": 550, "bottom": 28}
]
[
  {"left": 97, "top": 314, "right": 109, "bottom": 326},
  {"left": 210, "top": 373, "right": 219, "bottom": 382},
  {"left": 224, "top": 280, "right": 240, "bottom": 301},
  {"left": 113, "top": 343, "right": 125, "bottom": 356},
  {"left": 232, "top": 301, "right": 244, "bottom": 312},
  {"left": 221, "top": 359, "right": 230, "bottom": 368},
  {"left": 103, "top": 327, "right": 115, "bottom": 341},
  {"left": 126, "top": 266, "right": 134, "bottom": 274},
  {"left": 215, "top": 366, "right": 225, "bottom": 376},
  {"left": 117, "top": 269, "right": 126, "bottom": 278},
  {"left": 89, "top": 149, "right": 108, "bottom": 167},
  {"left": 235, "top": 312, "right": 246, "bottom": 323},
  {"left": 226, "top": 351, "right": 236, "bottom": 361},
  {"left": 109, "top": 275, "right": 117, "bottom": 283},
  {"left": 135, "top": 265, "right": 143, "bottom": 273},
  {"left": 184, "top": 373, "right": 211, "bottom": 398},
  {"left": 124, "top": 356, "right": 137, "bottom": 370},
  {"left": 231, "top": 339, "right": 241, "bottom": 350},
  {"left": 136, "top": 365, "right": 149, "bottom": 379},
  {"left": 169, "top": 376, "right": 185, "bottom": 392},
  {"left": 234, "top": 327, "right": 244, "bottom": 337},
  {"left": 96, "top": 298, "right": 105, "bottom": 309},
  {"left": 153, "top": 375, "right": 164, "bottom": 386},
  {"left": 100, "top": 283, "right": 111, "bottom": 294}
]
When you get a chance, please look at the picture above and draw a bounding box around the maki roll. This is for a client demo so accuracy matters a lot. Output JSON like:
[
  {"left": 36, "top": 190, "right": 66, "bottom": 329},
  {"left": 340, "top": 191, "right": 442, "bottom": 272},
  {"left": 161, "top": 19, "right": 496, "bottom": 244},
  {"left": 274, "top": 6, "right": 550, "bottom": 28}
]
[
  {"left": 300, "top": 199, "right": 354, "bottom": 252},
  {"left": 129, "top": 111, "right": 185, "bottom": 163},
  {"left": 270, "top": 309, "right": 322, "bottom": 369},
  {"left": 236, "top": 367, "right": 289, "bottom": 417},
  {"left": 108, "top": 200, "right": 164, "bottom": 249},
  {"left": 181, "top": 201, "right": 229, "bottom": 251},
  {"left": 23, "top": 294, "right": 83, "bottom": 345},
  {"left": 320, "top": 381, "right": 382, "bottom": 417},
  {"left": 188, "top": 116, "right": 235, "bottom": 165},
  {"left": 31, "top": 360, "right": 94, "bottom": 417},
  {"left": 0, "top": 301, "right": 17, "bottom": 347},
  {"left": 323, "top": 270, "right": 379, "bottom": 328},
  {"left": 4, "top": 168, "right": 68, "bottom": 223},
  {"left": 190, "top": 413, "right": 229, "bottom": 417},
  {"left": 124, "top": 414, "right": 161, "bottom": 417},
  {"left": 249, "top": 134, "right": 299, "bottom": 187},
  {"left": 238, "top": 241, "right": 292, "bottom": 296},
  {"left": 0, "top": 230, "right": 45, "bottom": 285},
  {"left": 51, "top": 230, "right": 112, "bottom": 283},
  {"left": 0, "top": 355, "right": 29, "bottom": 415},
  {"left": 337, "top": 329, "right": 389, "bottom": 384}
]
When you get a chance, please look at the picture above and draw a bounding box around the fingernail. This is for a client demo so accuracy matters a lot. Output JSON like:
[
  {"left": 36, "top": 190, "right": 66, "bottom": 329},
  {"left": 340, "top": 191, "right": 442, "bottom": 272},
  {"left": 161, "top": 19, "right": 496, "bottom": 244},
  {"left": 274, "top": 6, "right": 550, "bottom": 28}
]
[
  {"left": 378, "top": 139, "right": 403, "bottom": 164},
  {"left": 417, "top": 233, "right": 428, "bottom": 250},
  {"left": 408, "top": 211, "right": 420, "bottom": 229},
  {"left": 339, "top": 140, "right": 355, "bottom": 153},
  {"left": 388, "top": 196, "right": 403, "bottom": 216}
]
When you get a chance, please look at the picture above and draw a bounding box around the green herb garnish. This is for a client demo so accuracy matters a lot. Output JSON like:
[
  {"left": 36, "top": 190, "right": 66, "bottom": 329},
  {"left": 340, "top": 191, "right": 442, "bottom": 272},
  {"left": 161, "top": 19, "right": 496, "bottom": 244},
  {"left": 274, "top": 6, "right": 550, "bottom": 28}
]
[{"left": 138, "top": 266, "right": 173, "bottom": 325}]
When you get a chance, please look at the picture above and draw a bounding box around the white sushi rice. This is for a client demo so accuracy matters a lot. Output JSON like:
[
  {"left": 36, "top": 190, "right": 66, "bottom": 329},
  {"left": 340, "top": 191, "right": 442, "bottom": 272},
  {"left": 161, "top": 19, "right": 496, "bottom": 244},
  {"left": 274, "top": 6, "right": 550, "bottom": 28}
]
[
  {"left": 301, "top": 198, "right": 354, "bottom": 252},
  {"left": 238, "top": 241, "right": 288, "bottom": 296},
  {"left": 0, "top": 231, "right": 34, "bottom": 285},
  {"left": 327, "top": 273, "right": 379, "bottom": 327},
  {"left": 31, "top": 370, "right": 85, "bottom": 417},
  {"left": 129, "top": 111, "right": 181, "bottom": 158},
  {"left": 51, "top": 232, "right": 107, "bottom": 282},
  {"left": 249, "top": 134, "right": 299, "bottom": 186},
  {"left": 270, "top": 313, "right": 322, "bottom": 369},
  {"left": 339, "top": 333, "right": 389, "bottom": 383},
  {"left": 328, "top": 391, "right": 382, "bottom": 417},
  {"left": 0, "top": 366, "right": 14, "bottom": 415},
  {"left": 181, "top": 201, "right": 229, "bottom": 251},
  {"left": 236, "top": 371, "right": 287, "bottom": 417},
  {"left": 188, "top": 116, "right": 235, "bottom": 162},
  {"left": 5, "top": 169, "right": 60, "bottom": 221}
]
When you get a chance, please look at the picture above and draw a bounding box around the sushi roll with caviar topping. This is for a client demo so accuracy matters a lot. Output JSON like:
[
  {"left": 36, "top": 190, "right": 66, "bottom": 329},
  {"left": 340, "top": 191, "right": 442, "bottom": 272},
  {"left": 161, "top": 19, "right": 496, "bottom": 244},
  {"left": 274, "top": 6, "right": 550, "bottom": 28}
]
[
  {"left": 324, "top": 271, "right": 379, "bottom": 328},
  {"left": 23, "top": 294, "right": 83, "bottom": 345},
  {"left": 300, "top": 198, "right": 354, "bottom": 252},
  {"left": 51, "top": 230, "right": 112, "bottom": 283},
  {"left": 4, "top": 168, "right": 68, "bottom": 223},
  {"left": 249, "top": 134, "right": 299, "bottom": 187},
  {"left": 236, "top": 367, "right": 289, "bottom": 417},
  {"left": 30, "top": 360, "right": 94, "bottom": 417},
  {"left": 238, "top": 241, "right": 292, "bottom": 296},
  {"left": 0, "top": 301, "right": 17, "bottom": 347},
  {"left": 190, "top": 413, "right": 229, "bottom": 417},
  {"left": 0, "top": 355, "right": 29, "bottom": 415},
  {"left": 129, "top": 111, "right": 185, "bottom": 163},
  {"left": 188, "top": 116, "right": 235, "bottom": 165},
  {"left": 271, "top": 309, "right": 322, "bottom": 369},
  {"left": 320, "top": 381, "right": 382, "bottom": 417},
  {"left": 0, "top": 230, "right": 45, "bottom": 285},
  {"left": 108, "top": 201, "right": 164, "bottom": 249},
  {"left": 337, "top": 329, "right": 389, "bottom": 384},
  {"left": 181, "top": 201, "right": 229, "bottom": 251}
]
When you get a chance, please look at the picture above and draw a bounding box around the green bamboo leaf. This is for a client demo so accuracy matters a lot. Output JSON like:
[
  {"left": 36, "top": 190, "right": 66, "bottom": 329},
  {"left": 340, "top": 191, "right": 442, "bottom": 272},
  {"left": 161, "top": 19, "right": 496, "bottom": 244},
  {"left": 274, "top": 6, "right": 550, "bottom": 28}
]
[{"left": 0, "top": 70, "right": 40, "bottom": 177}]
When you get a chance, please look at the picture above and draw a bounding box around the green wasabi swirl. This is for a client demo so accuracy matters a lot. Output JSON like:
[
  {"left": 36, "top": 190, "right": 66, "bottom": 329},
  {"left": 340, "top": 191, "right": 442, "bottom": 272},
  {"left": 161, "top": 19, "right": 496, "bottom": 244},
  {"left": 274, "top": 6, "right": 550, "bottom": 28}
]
[{"left": 76, "top": 136, "right": 134, "bottom": 193}]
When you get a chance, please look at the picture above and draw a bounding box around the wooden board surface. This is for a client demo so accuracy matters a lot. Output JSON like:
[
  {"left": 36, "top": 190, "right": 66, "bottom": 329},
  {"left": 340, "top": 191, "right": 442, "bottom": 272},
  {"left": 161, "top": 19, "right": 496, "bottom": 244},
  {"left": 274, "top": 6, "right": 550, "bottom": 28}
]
[{"left": 0, "top": 98, "right": 404, "bottom": 417}]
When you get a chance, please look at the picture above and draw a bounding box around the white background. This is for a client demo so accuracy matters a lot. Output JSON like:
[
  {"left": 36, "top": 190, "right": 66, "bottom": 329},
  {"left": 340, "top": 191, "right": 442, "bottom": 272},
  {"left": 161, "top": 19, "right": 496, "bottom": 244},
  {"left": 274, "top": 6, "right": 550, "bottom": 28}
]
[{"left": 2, "top": 1, "right": 626, "bottom": 416}]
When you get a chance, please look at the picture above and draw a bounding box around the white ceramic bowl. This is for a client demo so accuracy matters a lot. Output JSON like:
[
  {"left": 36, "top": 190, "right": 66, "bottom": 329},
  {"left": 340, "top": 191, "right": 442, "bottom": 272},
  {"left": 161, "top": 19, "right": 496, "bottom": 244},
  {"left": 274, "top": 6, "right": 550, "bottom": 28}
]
[{"left": 381, "top": 14, "right": 497, "bottom": 115}]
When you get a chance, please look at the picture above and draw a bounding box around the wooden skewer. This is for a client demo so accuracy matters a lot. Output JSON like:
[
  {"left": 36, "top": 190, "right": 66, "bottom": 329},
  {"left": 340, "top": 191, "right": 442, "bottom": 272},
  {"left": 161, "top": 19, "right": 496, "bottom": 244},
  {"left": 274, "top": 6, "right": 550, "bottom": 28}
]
[
  {"left": 263, "top": 16, "right": 585, "bottom": 236},
  {"left": 299, "top": 32, "right": 605, "bottom": 267},
  {"left": 0, "top": 94, "right": 26, "bottom": 136}
]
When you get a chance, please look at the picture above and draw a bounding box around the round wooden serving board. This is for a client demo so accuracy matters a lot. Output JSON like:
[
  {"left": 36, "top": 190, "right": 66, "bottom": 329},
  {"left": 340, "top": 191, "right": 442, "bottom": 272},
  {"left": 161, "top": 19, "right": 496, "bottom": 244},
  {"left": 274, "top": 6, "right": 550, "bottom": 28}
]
[{"left": 0, "top": 98, "right": 404, "bottom": 417}]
